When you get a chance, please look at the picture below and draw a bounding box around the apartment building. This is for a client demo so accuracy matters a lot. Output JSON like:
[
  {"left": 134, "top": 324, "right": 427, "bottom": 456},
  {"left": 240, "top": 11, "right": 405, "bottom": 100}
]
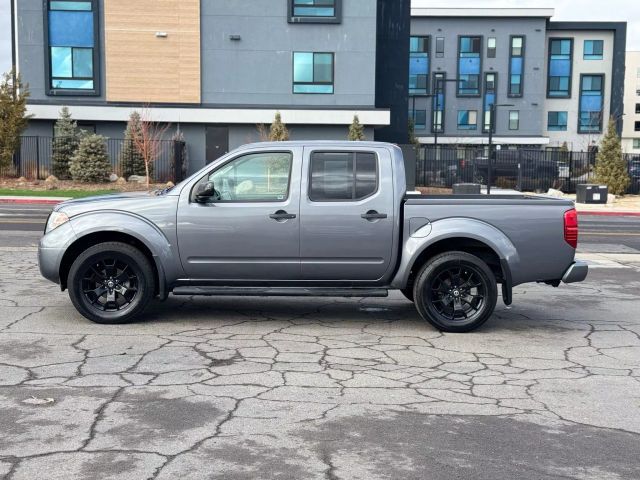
[
  {"left": 408, "top": 6, "right": 626, "bottom": 151},
  {"left": 622, "top": 51, "right": 640, "bottom": 153},
  {"left": 12, "top": 0, "right": 409, "bottom": 173}
]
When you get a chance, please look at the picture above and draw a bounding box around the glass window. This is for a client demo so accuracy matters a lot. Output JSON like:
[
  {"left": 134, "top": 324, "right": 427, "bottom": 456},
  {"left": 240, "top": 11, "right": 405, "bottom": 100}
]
[
  {"left": 483, "top": 73, "right": 497, "bottom": 133},
  {"left": 633, "top": 139, "right": 640, "bottom": 149},
  {"left": 548, "top": 111, "right": 568, "bottom": 131},
  {"left": 509, "top": 36, "right": 525, "bottom": 96},
  {"left": 457, "top": 110, "right": 478, "bottom": 130},
  {"left": 487, "top": 37, "right": 496, "bottom": 58},
  {"left": 548, "top": 38, "right": 573, "bottom": 97},
  {"left": 636, "top": 103, "right": 640, "bottom": 114},
  {"left": 206, "top": 152, "right": 293, "bottom": 202},
  {"left": 635, "top": 122, "right": 640, "bottom": 132},
  {"left": 47, "top": 0, "right": 96, "bottom": 93},
  {"left": 293, "top": 52, "right": 334, "bottom": 94},
  {"left": 579, "top": 75, "right": 604, "bottom": 133},
  {"left": 309, "top": 152, "right": 378, "bottom": 202},
  {"left": 458, "top": 37, "right": 481, "bottom": 96},
  {"left": 435, "top": 37, "right": 445, "bottom": 58},
  {"left": 584, "top": 40, "right": 604, "bottom": 60},
  {"left": 509, "top": 111, "right": 520, "bottom": 130},
  {"left": 432, "top": 72, "right": 446, "bottom": 133},
  {"left": 409, "top": 36, "right": 430, "bottom": 95},
  {"left": 290, "top": 0, "right": 339, "bottom": 22},
  {"left": 410, "top": 109, "right": 427, "bottom": 130}
]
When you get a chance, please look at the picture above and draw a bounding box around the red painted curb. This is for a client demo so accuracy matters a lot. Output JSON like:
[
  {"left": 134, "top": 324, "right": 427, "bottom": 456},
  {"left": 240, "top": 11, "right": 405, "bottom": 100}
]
[
  {"left": 0, "top": 198, "right": 66, "bottom": 205},
  {"left": 578, "top": 211, "right": 640, "bottom": 217}
]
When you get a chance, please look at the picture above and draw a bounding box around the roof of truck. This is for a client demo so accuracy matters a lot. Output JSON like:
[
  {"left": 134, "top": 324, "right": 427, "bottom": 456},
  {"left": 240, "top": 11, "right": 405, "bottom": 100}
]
[{"left": 236, "top": 140, "right": 399, "bottom": 150}]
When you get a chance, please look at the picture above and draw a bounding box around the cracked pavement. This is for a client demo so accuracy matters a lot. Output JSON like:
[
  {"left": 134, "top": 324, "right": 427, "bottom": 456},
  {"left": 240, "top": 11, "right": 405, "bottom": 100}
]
[{"left": 1, "top": 234, "right": 640, "bottom": 479}]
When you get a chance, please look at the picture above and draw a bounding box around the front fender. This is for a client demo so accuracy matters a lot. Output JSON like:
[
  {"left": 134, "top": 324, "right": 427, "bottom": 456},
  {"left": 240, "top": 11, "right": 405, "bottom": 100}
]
[
  {"left": 66, "top": 211, "right": 182, "bottom": 293},
  {"left": 391, "top": 217, "right": 520, "bottom": 289}
]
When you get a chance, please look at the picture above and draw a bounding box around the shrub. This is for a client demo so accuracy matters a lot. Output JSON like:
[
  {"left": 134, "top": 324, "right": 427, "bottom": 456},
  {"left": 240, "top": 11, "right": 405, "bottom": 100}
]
[
  {"left": 594, "top": 118, "right": 630, "bottom": 195},
  {"left": 69, "top": 134, "right": 111, "bottom": 182},
  {"left": 348, "top": 115, "right": 365, "bottom": 141},
  {"left": 269, "top": 112, "right": 289, "bottom": 141},
  {"left": 51, "top": 107, "right": 79, "bottom": 179},
  {"left": 120, "top": 111, "right": 147, "bottom": 178}
]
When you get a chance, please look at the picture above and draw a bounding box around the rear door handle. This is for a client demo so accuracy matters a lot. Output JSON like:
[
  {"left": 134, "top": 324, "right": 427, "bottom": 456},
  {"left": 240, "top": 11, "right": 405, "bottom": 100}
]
[
  {"left": 361, "top": 210, "right": 388, "bottom": 221},
  {"left": 270, "top": 210, "right": 297, "bottom": 221}
]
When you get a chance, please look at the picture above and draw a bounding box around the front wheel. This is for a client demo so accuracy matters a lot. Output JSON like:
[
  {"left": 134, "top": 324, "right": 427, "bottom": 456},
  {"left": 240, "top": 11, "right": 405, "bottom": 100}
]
[
  {"left": 68, "top": 242, "right": 155, "bottom": 324},
  {"left": 413, "top": 251, "right": 497, "bottom": 333}
]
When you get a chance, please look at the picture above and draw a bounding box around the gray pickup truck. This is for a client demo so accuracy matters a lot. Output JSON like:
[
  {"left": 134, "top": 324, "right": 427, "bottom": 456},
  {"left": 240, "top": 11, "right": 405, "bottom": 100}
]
[{"left": 39, "top": 141, "right": 587, "bottom": 332}]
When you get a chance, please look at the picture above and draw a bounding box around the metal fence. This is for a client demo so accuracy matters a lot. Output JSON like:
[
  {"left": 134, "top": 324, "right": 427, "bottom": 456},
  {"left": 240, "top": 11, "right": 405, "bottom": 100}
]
[
  {"left": 1, "top": 136, "right": 186, "bottom": 183},
  {"left": 416, "top": 146, "right": 640, "bottom": 194}
]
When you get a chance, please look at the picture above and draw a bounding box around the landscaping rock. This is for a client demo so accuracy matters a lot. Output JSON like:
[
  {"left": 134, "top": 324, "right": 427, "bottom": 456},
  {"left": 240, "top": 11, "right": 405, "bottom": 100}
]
[
  {"left": 109, "top": 173, "right": 119, "bottom": 182},
  {"left": 128, "top": 175, "right": 148, "bottom": 184},
  {"left": 546, "top": 188, "right": 565, "bottom": 198},
  {"left": 116, "top": 177, "right": 127, "bottom": 185},
  {"left": 17, "top": 177, "right": 27, "bottom": 183},
  {"left": 45, "top": 175, "right": 59, "bottom": 183},
  {"left": 166, "top": 181, "right": 175, "bottom": 188}
]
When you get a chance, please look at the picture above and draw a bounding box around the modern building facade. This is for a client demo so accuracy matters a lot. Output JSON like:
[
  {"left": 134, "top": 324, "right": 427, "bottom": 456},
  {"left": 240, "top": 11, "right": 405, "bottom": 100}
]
[
  {"left": 408, "top": 6, "right": 626, "bottom": 151},
  {"left": 12, "top": 0, "right": 409, "bottom": 174},
  {"left": 622, "top": 51, "right": 640, "bottom": 153}
]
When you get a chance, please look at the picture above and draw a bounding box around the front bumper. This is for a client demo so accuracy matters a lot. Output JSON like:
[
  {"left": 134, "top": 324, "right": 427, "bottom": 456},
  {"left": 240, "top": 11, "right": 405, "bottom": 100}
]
[{"left": 562, "top": 260, "right": 589, "bottom": 284}]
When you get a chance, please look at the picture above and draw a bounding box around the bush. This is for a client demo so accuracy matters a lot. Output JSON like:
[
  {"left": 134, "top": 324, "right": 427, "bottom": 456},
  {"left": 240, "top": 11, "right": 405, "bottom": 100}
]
[
  {"left": 120, "top": 111, "right": 147, "bottom": 178},
  {"left": 594, "top": 118, "right": 630, "bottom": 195},
  {"left": 348, "top": 115, "right": 365, "bottom": 141},
  {"left": 69, "top": 134, "right": 111, "bottom": 182},
  {"left": 51, "top": 107, "right": 79, "bottom": 179}
]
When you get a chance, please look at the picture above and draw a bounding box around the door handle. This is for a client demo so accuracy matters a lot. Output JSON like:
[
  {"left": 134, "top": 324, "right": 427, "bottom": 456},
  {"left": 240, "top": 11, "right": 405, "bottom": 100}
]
[
  {"left": 361, "top": 210, "right": 388, "bottom": 221},
  {"left": 269, "top": 210, "right": 297, "bottom": 221}
]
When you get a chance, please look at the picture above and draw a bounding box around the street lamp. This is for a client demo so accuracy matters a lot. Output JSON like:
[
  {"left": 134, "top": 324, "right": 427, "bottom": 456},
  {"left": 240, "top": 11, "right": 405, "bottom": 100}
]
[{"left": 487, "top": 103, "right": 514, "bottom": 195}]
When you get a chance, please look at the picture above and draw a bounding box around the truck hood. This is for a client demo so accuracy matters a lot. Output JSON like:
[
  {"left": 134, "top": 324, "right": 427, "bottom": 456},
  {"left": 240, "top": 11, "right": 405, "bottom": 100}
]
[{"left": 55, "top": 190, "right": 179, "bottom": 217}]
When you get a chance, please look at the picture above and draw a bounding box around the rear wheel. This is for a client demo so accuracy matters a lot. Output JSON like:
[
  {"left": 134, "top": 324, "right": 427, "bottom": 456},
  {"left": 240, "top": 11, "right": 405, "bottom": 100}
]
[
  {"left": 413, "top": 251, "right": 497, "bottom": 333},
  {"left": 68, "top": 242, "right": 155, "bottom": 324}
]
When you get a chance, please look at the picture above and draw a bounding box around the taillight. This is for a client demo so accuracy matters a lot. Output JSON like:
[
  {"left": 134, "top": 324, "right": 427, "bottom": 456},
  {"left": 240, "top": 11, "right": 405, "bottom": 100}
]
[{"left": 564, "top": 209, "right": 578, "bottom": 248}]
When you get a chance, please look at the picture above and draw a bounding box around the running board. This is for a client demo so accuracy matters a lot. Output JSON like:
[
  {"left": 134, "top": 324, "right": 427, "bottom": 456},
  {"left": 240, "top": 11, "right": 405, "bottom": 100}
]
[{"left": 171, "top": 286, "right": 389, "bottom": 298}]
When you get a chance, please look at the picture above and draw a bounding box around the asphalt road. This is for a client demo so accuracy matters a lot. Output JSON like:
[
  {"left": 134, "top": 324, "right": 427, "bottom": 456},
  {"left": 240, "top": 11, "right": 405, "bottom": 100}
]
[{"left": 0, "top": 230, "right": 639, "bottom": 479}]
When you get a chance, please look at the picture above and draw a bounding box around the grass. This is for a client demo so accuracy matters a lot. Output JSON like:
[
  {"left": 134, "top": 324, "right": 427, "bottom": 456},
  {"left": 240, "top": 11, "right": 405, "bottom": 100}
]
[{"left": 0, "top": 188, "right": 118, "bottom": 199}]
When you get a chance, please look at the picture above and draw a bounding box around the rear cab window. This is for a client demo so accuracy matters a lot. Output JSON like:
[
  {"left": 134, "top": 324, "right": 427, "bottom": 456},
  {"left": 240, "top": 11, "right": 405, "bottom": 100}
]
[{"left": 309, "top": 151, "right": 378, "bottom": 202}]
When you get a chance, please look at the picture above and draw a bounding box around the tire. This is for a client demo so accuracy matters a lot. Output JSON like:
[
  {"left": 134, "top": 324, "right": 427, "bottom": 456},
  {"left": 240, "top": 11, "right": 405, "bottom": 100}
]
[
  {"left": 413, "top": 251, "right": 497, "bottom": 333},
  {"left": 67, "top": 242, "right": 155, "bottom": 324}
]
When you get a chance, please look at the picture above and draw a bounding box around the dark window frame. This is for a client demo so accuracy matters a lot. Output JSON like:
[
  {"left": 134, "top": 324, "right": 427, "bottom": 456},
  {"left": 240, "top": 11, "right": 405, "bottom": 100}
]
[
  {"left": 634, "top": 121, "right": 640, "bottom": 132},
  {"left": 547, "top": 37, "right": 573, "bottom": 99},
  {"left": 457, "top": 35, "right": 483, "bottom": 97},
  {"left": 432, "top": 72, "right": 447, "bottom": 134},
  {"left": 583, "top": 39, "right": 604, "bottom": 60},
  {"left": 482, "top": 72, "right": 498, "bottom": 133},
  {"left": 43, "top": 0, "right": 100, "bottom": 96},
  {"left": 635, "top": 103, "right": 640, "bottom": 114},
  {"left": 292, "top": 51, "right": 335, "bottom": 95},
  {"left": 307, "top": 151, "right": 380, "bottom": 203},
  {"left": 547, "top": 111, "right": 568, "bottom": 131},
  {"left": 487, "top": 37, "right": 496, "bottom": 58},
  {"left": 457, "top": 110, "right": 478, "bottom": 130},
  {"left": 410, "top": 109, "right": 427, "bottom": 130},
  {"left": 288, "top": 0, "right": 342, "bottom": 24},
  {"left": 409, "top": 35, "right": 430, "bottom": 96},
  {"left": 508, "top": 35, "right": 525, "bottom": 98},
  {"left": 578, "top": 73, "right": 605, "bottom": 134}
]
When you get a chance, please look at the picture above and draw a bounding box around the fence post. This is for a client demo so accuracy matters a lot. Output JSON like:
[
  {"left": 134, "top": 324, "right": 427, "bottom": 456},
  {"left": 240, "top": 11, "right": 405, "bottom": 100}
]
[{"left": 36, "top": 137, "right": 40, "bottom": 180}]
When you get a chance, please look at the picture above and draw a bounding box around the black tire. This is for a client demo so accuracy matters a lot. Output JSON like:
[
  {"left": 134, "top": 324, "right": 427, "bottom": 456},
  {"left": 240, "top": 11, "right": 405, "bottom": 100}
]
[
  {"left": 413, "top": 251, "right": 497, "bottom": 333},
  {"left": 68, "top": 242, "right": 155, "bottom": 324}
]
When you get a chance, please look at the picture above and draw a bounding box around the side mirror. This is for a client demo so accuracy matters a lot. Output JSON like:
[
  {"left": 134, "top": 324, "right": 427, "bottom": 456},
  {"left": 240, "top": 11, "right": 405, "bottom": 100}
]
[{"left": 195, "top": 181, "right": 216, "bottom": 203}]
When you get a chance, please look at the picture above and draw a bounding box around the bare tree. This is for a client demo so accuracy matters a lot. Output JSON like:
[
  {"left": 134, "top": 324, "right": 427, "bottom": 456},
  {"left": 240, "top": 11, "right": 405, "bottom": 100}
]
[{"left": 130, "top": 106, "right": 170, "bottom": 190}]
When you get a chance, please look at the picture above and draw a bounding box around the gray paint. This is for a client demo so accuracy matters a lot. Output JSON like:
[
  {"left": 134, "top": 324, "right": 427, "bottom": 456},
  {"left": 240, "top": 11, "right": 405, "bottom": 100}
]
[{"left": 410, "top": 16, "right": 548, "bottom": 138}]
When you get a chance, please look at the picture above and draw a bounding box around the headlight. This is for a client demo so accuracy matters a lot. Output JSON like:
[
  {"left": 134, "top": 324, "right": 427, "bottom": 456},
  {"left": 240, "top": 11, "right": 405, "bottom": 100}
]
[{"left": 45, "top": 211, "right": 70, "bottom": 233}]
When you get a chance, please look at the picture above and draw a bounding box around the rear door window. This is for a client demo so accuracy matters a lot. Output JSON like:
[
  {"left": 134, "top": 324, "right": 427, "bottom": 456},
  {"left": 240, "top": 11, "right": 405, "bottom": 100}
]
[{"left": 309, "top": 151, "right": 378, "bottom": 201}]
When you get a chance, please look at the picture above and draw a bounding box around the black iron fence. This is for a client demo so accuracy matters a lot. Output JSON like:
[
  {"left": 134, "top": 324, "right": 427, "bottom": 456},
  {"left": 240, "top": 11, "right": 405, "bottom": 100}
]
[
  {"left": 416, "top": 146, "right": 640, "bottom": 194},
  {"left": 1, "top": 136, "right": 186, "bottom": 183}
]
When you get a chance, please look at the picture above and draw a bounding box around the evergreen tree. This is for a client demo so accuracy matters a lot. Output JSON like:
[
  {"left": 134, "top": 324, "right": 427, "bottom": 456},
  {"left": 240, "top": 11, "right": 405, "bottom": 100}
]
[
  {"left": 69, "top": 134, "right": 111, "bottom": 183},
  {"left": 408, "top": 118, "right": 419, "bottom": 148},
  {"left": 348, "top": 115, "right": 365, "bottom": 141},
  {"left": 51, "top": 106, "right": 80, "bottom": 179},
  {"left": 269, "top": 112, "right": 289, "bottom": 141},
  {"left": 120, "top": 111, "right": 147, "bottom": 177},
  {"left": 0, "top": 69, "right": 31, "bottom": 172},
  {"left": 594, "top": 118, "right": 630, "bottom": 196}
]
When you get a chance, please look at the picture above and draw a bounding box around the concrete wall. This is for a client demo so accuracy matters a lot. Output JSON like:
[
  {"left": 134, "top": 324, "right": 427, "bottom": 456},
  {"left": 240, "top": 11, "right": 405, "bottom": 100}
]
[{"left": 409, "top": 16, "right": 548, "bottom": 140}]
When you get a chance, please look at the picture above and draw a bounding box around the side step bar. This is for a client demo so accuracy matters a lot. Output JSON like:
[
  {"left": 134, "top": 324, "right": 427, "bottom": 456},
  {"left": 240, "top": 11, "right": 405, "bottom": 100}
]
[{"left": 172, "top": 286, "right": 389, "bottom": 298}]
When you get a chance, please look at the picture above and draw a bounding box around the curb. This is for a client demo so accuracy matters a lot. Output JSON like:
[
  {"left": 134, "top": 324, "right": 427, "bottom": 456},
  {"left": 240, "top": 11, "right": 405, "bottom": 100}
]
[
  {"left": 578, "top": 211, "right": 640, "bottom": 217},
  {"left": 0, "top": 197, "right": 70, "bottom": 205}
]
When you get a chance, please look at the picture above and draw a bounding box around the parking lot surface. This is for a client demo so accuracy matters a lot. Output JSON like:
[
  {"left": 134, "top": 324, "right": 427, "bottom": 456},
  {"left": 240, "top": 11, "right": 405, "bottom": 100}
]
[{"left": 1, "top": 232, "right": 639, "bottom": 479}]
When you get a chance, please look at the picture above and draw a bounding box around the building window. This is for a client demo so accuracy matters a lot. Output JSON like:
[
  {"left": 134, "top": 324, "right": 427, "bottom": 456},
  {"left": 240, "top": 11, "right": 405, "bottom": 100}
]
[
  {"left": 509, "top": 36, "right": 525, "bottom": 97},
  {"left": 432, "top": 72, "right": 446, "bottom": 133},
  {"left": 487, "top": 37, "right": 496, "bottom": 58},
  {"left": 636, "top": 103, "right": 640, "bottom": 114},
  {"left": 309, "top": 152, "right": 378, "bottom": 202},
  {"left": 457, "top": 110, "right": 478, "bottom": 130},
  {"left": 46, "top": 0, "right": 98, "bottom": 95},
  {"left": 579, "top": 74, "right": 604, "bottom": 133},
  {"left": 293, "top": 52, "right": 334, "bottom": 94},
  {"left": 435, "top": 37, "right": 445, "bottom": 58},
  {"left": 409, "top": 36, "right": 430, "bottom": 96},
  {"left": 509, "top": 111, "right": 520, "bottom": 130},
  {"left": 458, "top": 36, "right": 482, "bottom": 96},
  {"left": 635, "top": 121, "right": 640, "bottom": 132},
  {"left": 483, "top": 72, "right": 497, "bottom": 133},
  {"left": 584, "top": 40, "right": 604, "bottom": 60},
  {"left": 410, "top": 109, "right": 427, "bottom": 130},
  {"left": 288, "top": 0, "right": 341, "bottom": 23},
  {"left": 548, "top": 38, "right": 573, "bottom": 98},
  {"left": 633, "top": 139, "right": 640, "bottom": 149},
  {"left": 548, "top": 111, "right": 568, "bottom": 131}
]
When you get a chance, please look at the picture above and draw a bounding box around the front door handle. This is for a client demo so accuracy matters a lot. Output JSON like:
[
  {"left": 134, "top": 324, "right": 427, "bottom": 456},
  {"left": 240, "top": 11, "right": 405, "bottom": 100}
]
[
  {"left": 361, "top": 210, "right": 388, "bottom": 221},
  {"left": 270, "top": 210, "right": 297, "bottom": 221}
]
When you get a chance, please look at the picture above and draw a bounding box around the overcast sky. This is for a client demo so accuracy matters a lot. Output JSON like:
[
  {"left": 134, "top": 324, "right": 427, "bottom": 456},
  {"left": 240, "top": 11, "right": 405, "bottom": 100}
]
[{"left": 0, "top": 0, "right": 638, "bottom": 76}]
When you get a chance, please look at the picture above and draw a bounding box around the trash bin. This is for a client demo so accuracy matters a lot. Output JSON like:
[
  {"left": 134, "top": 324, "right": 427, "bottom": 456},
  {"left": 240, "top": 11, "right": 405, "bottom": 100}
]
[
  {"left": 453, "top": 183, "right": 482, "bottom": 195},
  {"left": 576, "top": 184, "right": 608, "bottom": 204}
]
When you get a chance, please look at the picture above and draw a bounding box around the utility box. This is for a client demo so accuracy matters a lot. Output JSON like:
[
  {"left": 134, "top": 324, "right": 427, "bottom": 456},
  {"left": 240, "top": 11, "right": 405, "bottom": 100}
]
[
  {"left": 576, "top": 184, "right": 608, "bottom": 204},
  {"left": 453, "top": 183, "right": 482, "bottom": 195}
]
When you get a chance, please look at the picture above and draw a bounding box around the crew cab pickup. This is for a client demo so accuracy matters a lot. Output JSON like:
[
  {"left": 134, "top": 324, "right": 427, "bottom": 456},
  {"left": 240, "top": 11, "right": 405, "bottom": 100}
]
[{"left": 39, "top": 141, "right": 588, "bottom": 332}]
